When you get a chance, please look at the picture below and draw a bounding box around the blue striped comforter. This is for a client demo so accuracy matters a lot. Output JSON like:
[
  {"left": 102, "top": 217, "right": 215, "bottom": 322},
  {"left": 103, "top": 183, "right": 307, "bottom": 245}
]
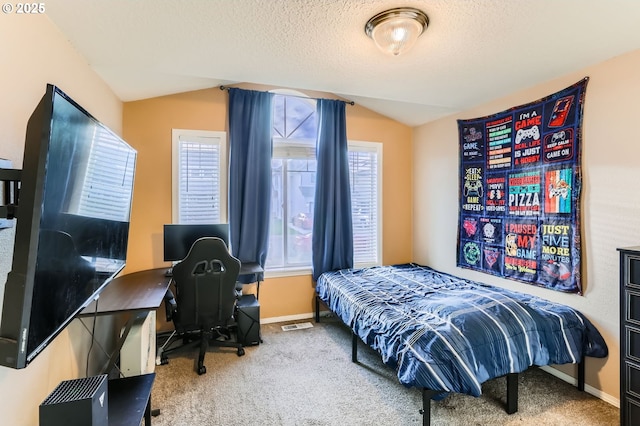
[{"left": 315, "top": 263, "right": 608, "bottom": 397}]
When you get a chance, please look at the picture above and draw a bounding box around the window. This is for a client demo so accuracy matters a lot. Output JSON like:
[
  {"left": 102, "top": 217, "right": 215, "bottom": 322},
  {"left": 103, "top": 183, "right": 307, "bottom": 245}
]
[
  {"left": 267, "top": 94, "right": 317, "bottom": 270},
  {"left": 171, "top": 129, "right": 227, "bottom": 224},
  {"left": 266, "top": 92, "right": 382, "bottom": 274}
]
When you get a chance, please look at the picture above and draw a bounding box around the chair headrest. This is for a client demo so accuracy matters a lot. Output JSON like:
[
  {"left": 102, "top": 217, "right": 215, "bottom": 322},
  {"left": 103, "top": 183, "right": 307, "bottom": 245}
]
[{"left": 173, "top": 237, "right": 240, "bottom": 278}]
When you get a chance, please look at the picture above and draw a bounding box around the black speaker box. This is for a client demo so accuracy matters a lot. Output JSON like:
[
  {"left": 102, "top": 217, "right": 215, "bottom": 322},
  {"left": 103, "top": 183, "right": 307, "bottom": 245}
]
[
  {"left": 40, "top": 374, "right": 108, "bottom": 426},
  {"left": 237, "top": 294, "right": 260, "bottom": 346}
]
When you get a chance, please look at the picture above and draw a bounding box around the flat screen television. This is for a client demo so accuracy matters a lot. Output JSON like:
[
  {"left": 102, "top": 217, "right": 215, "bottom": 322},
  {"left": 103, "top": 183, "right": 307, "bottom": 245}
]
[
  {"left": 163, "top": 223, "right": 230, "bottom": 262},
  {"left": 0, "top": 84, "right": 136, "bottom": 369}
]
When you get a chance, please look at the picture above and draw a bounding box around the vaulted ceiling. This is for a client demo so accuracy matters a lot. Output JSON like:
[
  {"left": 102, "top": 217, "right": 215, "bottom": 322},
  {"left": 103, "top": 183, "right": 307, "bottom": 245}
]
[{"left": 46, "top": 0, "right": 640, "bottom": 126}]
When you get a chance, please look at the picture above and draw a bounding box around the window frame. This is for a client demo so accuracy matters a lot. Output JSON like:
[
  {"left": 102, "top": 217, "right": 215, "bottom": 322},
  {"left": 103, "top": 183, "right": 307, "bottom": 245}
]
[
  {"left": 267, "top": 139, "right": 318, "bottom": 276},
  {"left": 171, "top": 129, "right": 228, "bottom": 224},
  {"left": 265, "top": 138, "right": 383, "bottom": 278},
  {"left": 348, "top": 140, "right": 383, "bottom": 269}
]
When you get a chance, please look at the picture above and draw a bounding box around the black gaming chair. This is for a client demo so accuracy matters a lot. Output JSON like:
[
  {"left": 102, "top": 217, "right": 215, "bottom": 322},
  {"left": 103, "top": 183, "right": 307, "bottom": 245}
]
[{"left": 159, "top": 237, "right": 245, "bottom": 375}]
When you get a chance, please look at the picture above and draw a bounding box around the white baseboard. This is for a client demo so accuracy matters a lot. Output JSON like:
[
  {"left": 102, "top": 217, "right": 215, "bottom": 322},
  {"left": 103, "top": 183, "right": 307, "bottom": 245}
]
[
  {"left": 539, "top": 365, "right": 619, "bottom": 408},
  {"left": 261, "top": 310, "right": 331, "bottom": 325}
]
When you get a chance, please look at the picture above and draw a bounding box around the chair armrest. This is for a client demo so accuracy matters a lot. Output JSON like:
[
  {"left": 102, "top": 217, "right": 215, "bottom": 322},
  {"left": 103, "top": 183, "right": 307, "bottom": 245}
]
[{"left": 164, "top": 289, "right": 177, "bottom": 322}]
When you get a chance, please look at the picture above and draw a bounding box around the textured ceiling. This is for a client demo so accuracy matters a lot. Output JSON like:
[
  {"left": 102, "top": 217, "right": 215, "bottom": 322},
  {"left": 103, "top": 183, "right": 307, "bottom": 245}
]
[{"left": 46, "top": 0, "right": 640, "bottom": 126}]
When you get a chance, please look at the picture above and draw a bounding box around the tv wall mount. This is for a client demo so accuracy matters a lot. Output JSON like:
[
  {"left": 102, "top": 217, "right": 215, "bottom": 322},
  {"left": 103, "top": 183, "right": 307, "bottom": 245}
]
[{"left": 0, "top": 168, "right": 21, "bottom": 221}]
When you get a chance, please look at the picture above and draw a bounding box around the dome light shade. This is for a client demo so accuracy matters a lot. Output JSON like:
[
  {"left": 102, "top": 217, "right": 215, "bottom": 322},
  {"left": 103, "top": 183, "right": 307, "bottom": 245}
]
[{"left": 365, "top": 7, "right": 429, "bottom": 56}]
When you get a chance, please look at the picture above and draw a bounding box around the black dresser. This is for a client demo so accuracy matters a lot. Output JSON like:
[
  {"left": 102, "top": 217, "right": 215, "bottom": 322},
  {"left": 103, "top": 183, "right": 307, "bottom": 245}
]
[{"left": 619, "top": 247, "right": 640, "bottom": 426}]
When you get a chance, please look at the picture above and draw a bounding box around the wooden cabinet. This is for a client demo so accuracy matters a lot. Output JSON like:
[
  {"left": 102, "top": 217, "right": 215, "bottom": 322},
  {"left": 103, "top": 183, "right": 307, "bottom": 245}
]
[{"left": 619, "top": 247, "right": 640, "bottom": 426}]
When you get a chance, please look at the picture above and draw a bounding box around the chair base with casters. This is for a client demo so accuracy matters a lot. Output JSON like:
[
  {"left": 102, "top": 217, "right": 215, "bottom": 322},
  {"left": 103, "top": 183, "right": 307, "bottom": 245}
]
[
  {"left": 157, "top": 237, "right": 246, "bottom": 375},
  {"left": 158, "top": 324, "right": 245, "bottom": 375}
]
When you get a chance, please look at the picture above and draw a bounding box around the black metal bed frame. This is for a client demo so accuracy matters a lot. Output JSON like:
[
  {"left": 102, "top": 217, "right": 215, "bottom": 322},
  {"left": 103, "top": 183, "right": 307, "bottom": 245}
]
[{"left": 315, "top": 294, "right": 586, "bottom": 426}]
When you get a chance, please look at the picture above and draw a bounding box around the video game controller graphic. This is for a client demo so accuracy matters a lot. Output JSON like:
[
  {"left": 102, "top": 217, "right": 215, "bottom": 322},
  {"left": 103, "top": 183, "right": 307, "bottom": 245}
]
[
  {"left": 515, "top": 125, "right": 540, "bottom": 144},
  {"left": 464, "top": 179, "right": 483, "bottom": 197},
  {"left": 542, "top": 260, "right": 571, "bottom": 281},
  {"left": 548, "top": 179, "right": 571, "bottom": 200},
  {"left": 464, "top": 127, "right": 483, "bottom": 142},
  {"left": 551, "top": 130, "right": 566, "bottom": 144}
]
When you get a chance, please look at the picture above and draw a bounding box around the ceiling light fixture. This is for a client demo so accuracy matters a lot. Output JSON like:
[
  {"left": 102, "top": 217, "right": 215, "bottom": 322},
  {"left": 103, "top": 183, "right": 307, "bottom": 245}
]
[{"left": 365, "top": 7, "right": 429, "bottom": 56}]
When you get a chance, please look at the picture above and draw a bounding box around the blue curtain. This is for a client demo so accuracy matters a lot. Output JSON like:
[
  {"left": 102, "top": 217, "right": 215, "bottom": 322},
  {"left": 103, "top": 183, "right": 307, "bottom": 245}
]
[
  {"left": 228, "top": 88, "right": 273, "bottom": 282},
  {"left": 312, "top": 99, "right": 353, "bottom": 281}
]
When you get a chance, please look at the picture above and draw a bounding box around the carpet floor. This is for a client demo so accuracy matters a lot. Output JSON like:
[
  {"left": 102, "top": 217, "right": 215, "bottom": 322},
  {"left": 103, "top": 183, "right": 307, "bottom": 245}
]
[{"left": 150, "top": 317, "right": 618, "bottom": 425}]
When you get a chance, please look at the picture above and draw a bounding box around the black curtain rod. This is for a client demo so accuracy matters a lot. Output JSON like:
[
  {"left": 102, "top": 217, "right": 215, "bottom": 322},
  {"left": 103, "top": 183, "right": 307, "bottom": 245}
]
[{"left": 219, "top": 85, "right": 355, "bottom": 106}]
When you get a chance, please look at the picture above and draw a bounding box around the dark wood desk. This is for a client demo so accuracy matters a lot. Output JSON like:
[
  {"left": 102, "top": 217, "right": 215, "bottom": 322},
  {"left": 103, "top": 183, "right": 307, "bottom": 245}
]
[
  {"left": 80, "top": 268, "right": 171, "bottom": 375},
  {"left": 82, "top": 268, "right": 170, "bottom": 315},
  {"left": 239, "top": 262, "right": 264, "bottom": 299},
  {"left": 108, "top": 373, "right": 155, "bottom": 426},
  {"left": 79, "top": 268, "right": 170, "bottom": 426}
]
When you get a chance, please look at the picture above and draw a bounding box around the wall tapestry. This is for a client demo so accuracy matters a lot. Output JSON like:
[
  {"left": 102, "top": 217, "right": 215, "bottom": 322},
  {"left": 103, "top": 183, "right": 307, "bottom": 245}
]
[{"left": 456, "top": 78, "right": 588, "bottom": 294}]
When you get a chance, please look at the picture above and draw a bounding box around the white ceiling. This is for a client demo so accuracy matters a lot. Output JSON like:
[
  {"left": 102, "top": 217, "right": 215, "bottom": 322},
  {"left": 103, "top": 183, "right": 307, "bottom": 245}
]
[{"left": 46, "top": 0, "right": 640, "bottom": 127}]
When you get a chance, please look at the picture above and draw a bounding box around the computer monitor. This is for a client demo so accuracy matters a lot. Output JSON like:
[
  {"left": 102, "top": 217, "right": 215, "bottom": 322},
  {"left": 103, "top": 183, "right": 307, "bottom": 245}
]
[{"left": 163, "top": 223, "right": 230, "bottom": 262}]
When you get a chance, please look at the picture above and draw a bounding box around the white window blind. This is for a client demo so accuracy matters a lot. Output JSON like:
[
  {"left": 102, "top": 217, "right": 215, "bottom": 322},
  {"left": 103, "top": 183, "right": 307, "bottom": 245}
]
[
  {"left": 349, "top": 142, "right": 382, "bottom": 267},
  {"left": 172, "top": 130, "right": 227, "bottom": 224},
  {"left": 77, "top": 128, "right": 135, "bottom": 222}
]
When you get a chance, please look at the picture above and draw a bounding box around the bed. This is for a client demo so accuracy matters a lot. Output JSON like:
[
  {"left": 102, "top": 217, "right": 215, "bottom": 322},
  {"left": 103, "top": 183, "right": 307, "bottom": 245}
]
[{"left": 314, "top": 263, "right": 608, "bottom": 425}]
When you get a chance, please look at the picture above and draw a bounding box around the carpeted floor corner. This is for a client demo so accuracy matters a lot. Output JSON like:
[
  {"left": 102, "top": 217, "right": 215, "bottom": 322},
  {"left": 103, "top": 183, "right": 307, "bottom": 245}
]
[{"left": 150, "top": 317, "right": 619, "bottom": 425}]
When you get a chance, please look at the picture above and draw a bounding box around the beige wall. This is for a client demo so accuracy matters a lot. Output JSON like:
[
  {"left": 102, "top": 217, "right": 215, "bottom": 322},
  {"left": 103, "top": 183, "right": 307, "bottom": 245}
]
[
  {"left": 122, "top": 85, "right": 414, "bottom": 320},
  {"left": 0, "top": 15, "right": 123, "bottom": 426},
  {"left": 413, "top": 49, "right": 640, "bottom": 404}
]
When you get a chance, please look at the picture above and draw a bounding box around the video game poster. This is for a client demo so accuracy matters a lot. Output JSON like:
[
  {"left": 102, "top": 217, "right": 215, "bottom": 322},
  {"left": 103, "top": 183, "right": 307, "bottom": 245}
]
[{"left": 456, "top": 78, "right": 588, "bottom": 294}]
